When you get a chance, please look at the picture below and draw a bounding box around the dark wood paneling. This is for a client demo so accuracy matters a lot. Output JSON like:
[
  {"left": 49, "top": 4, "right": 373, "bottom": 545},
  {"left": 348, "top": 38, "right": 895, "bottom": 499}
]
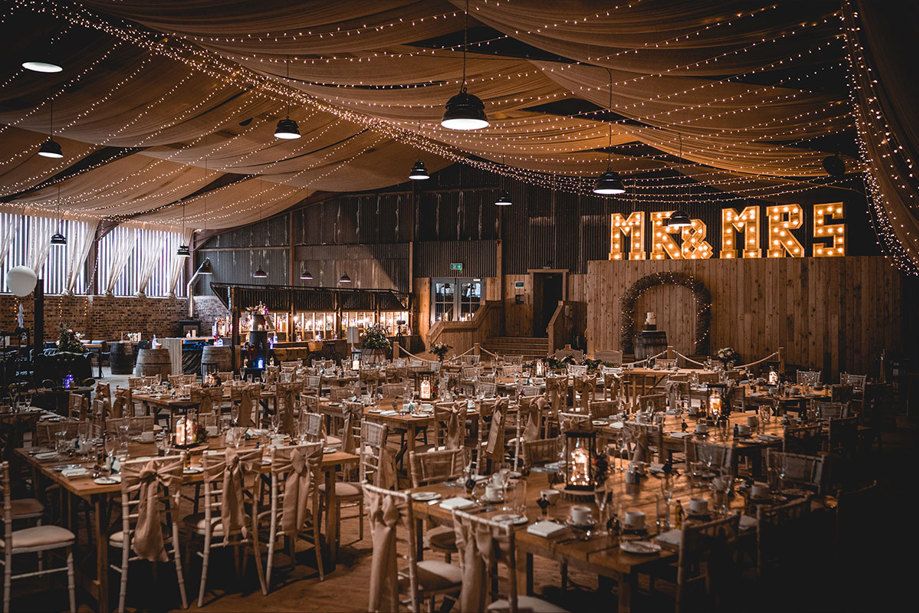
[{"left": 414, "top": 240, "right": 496, "bottom": 278}]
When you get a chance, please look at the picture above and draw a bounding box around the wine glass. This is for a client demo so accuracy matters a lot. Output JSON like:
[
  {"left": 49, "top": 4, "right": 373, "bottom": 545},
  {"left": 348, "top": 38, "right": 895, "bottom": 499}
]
[
  {"left": 270, "top": 411, "right": 281, "bottom": 436},
  {"left": 594, "top": 481, "right": 611, "bottom": 534},
  {"left": 103, "top": 436, "right": 117, "bottom": 475}
]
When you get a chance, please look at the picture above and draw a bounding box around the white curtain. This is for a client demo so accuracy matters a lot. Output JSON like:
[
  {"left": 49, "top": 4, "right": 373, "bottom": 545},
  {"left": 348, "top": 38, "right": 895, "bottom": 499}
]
[
  {"left": 65, "top": 222, "right": 96, "bottom": 295},
  {"left": 27, "top": 215, "right": 54, "bottom": 275},
  {"left": 167, "top": 230, "right": 193, "bottom": 297},
  {"left": 0, "top": 215, "right": 17, "bottom": 269},
  {"left": 136, "top": 233, "right": 165, "bottom": 296},
  {"left": 103, "top": 227, "right": 136, "bottom": 295}
]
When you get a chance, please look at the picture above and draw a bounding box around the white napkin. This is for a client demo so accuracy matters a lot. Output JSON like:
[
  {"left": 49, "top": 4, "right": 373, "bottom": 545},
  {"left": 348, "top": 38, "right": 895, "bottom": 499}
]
[
  {"left": 439, "top": 497, "right": 478, "bottom": 510},
  {"left": 62, "top": 467, "right": 88, "bottom": 478},
  {"left": 527, "top": 520, "right": 566, "bottom": 538},
  {"left": 669, "top": 431, "right": 693, "bottom": 438},
  {"left": 655, "top": 528, "right": 682, "bottom": 549},
  {"left": 757, "top": 434, "right": 781, "bottom": 442},
  {"left": 740, "top": 514, "right": 758, "bottom": 531}
]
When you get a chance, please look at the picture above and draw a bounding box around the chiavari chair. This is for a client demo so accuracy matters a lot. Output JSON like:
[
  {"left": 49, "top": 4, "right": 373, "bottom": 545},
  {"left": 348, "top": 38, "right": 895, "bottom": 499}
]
[
  {"left": 409, "top": 448, "right": 468, "bottom": 562},
  {"left": 783, "top": 423, "right": 823, "bottom": 455},
  {"left": 755, "top": 497, "right": 811, "bottom": 577},
  {"left": 765, "top": 449, "right": 825, "bottom": 494}
]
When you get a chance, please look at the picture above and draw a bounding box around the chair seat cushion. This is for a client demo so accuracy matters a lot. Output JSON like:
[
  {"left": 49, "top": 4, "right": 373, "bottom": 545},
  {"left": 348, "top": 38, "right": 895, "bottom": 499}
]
[
  {"left": 317, "top": 481, "right": 362, "bottom": 498},
  {"left": 11, "top": 498, "right": 44, "bottom": 519},
  {"left": 487, "top": 596, "right": 570, "bottom": 613},
  {"left": 425, "top": 525, "right": 457, "bottom": 551},
  {"left": 1, "top": 525, "right": 75, "bottom": 550},
  {"left": 399, "top": 560, "right": 462, "bottom": 592},
  {"left": 182, "top": 513, "right": 225, "bottom": 537}
]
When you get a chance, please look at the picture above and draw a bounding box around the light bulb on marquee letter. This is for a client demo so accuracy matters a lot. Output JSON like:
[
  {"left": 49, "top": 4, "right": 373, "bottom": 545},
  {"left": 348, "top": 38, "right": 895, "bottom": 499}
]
[
  {"left": 721, "top": 207, "right": 761, "bottom": 258},
  {"left": 650, "top": 211, "right": 683, "bottom": 260},
  {"left": 813, "top": 202, "right": 845, "bottom": 257},
  {"left": 681, "top": 220, "right": 713, "bottom": 259},
  {"left": 766, "top": 204, "right": 804, "bottom": 258},
  {"left": 609, "top": 212, "right": 646, "bottom": 261}
]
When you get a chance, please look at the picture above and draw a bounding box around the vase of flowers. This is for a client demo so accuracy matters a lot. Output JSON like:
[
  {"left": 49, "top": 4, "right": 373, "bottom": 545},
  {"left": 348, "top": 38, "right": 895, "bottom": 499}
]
[
  {"left": 361, "top": 324, "right": 391, "bottom": 363},
  {"left": 430, "top": 341, "right": 451, "bottom": 363},
  {"left": 715, "top": 347, "right": 739, "bottom": 368},
  {"left": 57, "top": 325, "right": 84, "bottom": 354}
]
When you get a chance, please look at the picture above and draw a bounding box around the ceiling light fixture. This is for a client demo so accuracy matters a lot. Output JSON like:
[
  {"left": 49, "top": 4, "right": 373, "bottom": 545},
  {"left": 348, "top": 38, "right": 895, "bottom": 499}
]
[
  {"left": 593, "top": 69, "right": 625, "bottom": 195},
  {"left": 50, "top": 185, "right": 66, "bottom": 245},
  {"left": 667, "top": 134, "right": 692, "bottom": 228},
  {"left": 252, "top": 265, "right": 268, "bottom": 279},
  {"left": 495, "top": 155, "right": 512, "bottom": 205},
  {"left": 23, "top": 60, "right": 62, "bottom": 73},
  {"left": 37, "top": 101, "right": 63, "bottom": 159},
  {"left": 300, "top": 268, "right": 313, "bottom": 280},
  {"left": 274, "top": 56, "right": 301, "bottom": 139},
  {"left": 339, "top": 273, "right": 351, "bottom": 284},
  {"left": 409, "top": 160, "right": 430, "bottom": 180},
  {"left": 441, "top": 0, "right": 489, "bottom": 130}
]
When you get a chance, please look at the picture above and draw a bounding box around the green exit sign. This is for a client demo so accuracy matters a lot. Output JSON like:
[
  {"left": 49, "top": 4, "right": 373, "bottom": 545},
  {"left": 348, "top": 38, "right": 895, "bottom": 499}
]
[{"left": 450, "top": 262, "right": 463, "bottom": 271}]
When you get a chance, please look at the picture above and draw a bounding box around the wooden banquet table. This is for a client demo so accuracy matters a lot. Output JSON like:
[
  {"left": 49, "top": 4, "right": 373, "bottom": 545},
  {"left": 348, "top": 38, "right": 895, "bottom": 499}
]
[
  {"left": 408, "top": 468, "right": 831, "bottom": 613},
  {"left": 14, "top": 441, "right": 358, "bottom": 613}
]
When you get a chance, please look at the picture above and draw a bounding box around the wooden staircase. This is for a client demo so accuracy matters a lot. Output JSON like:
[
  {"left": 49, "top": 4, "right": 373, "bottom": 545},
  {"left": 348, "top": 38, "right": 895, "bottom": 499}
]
[{"left": 482, "top": 337, "right": 549, "bottom": 359}]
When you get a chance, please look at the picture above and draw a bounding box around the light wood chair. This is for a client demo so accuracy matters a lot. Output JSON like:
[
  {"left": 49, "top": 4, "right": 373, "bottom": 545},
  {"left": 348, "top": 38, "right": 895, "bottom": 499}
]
[
  {"left": 364, "top": 483, "right": 461, "bottom": 613},
  {"left": 765, "top": 449, "right": 825, "bottom": 494},
  {"left": 169, "top": 374, "right": 196, "bottom": 387},
  {"left": 105, "top": 416, "right": 155, "bottom": 436},
  {"left": 257, "top": 443, "right": 325, "bottom": 589},
  {"left": 755, "top": 496, "right": 811, "bottom": 576},
  {"left": 521, "top": 437, "right": 560, "bottom": 471},
  {"left": 111, "top": 456, "right": 187, "bottom": 612},
  {"left": 184, "top": 448, "right": 267, "bottom": 607},
  {"left": 0, "top": 461, "right": 76, "bottom": 613},
  {"left": 409, "top": 448, "right": 467, "bottom": 563},
  {"left": 451, "top": 507, "right": 569, "bottom": 613},
  {"left": 795, "top": 370, "right": 821, "bottom": 386},
  {"left": 783, "top": 424, "right": 823, "bottom": 455},
  {"left": 684, "top": 440, "right": 734, "bottom": 475},
  {"left": 637, "top": 393, "right": 667, "bottom": 413},
  {"left": 812, "top": 401, "right": 848, "bottom": 420}
]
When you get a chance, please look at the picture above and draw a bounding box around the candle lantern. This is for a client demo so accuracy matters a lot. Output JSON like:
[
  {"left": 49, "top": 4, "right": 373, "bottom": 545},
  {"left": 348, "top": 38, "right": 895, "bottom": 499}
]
[
  {"left": 564, "top": 427, "right": 597, "bottom": 491},
  {"left": 708, "top": 389, "right": 723, "bottom": 419},
  {"left": 767, "top": 367, "right": 779, "bottom": 385},
  {"left": 351, "top": 358, "right": 361, "bottom": 372},
  {"left": 174, "top": 411, "right": 201, "bottom": 448},
  {"left": 535, "top": 359, "right": 545, "bottom": 377},
  {"left": 419, "top": 374, "right": 434, "bottom": 401}
]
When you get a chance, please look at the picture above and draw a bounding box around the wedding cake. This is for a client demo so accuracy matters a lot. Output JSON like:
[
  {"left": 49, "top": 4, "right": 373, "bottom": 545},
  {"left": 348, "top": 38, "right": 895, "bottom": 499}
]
[{"left": 644, "top": 311, "right": 657, "bottom": 330}]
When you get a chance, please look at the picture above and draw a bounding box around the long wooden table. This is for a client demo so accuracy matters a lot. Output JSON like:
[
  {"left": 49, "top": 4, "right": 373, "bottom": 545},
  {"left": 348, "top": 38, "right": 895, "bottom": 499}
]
[
  {"left": 409, "top": 467, "right": 800, "bottom": 613},
  {"left": 14, "top": 441, "right": 357, "bottom": 613}
]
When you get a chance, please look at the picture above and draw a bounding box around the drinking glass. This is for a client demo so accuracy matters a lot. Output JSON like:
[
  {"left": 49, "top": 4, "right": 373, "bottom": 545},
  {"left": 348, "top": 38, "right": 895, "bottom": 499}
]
[
  {"left": 514, "top": 480, "right": 528, "bottom": 517},
  {"left": 270, "top": 412, "right": 281, "bottom": 435},
  {"left": 594, "top": 481, "right": 610, "bottom": 533},
  {"left": 54, "top": 430, "right": 68, "bottom": 454}
]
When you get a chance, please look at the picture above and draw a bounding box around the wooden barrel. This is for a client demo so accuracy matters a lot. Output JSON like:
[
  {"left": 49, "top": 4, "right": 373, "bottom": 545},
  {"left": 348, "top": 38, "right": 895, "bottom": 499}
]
[
  {"left": 201, "top": 345, "right": 233, "bottom": 375},
  {"left": 135, "top": 348, "right": 171, "bottom": 381},
  {"left": 109, "top": 341, "right": 136, "bottom": 375},
  {"left": 635, "top": 330, "right": 668, "bottom": 361}
]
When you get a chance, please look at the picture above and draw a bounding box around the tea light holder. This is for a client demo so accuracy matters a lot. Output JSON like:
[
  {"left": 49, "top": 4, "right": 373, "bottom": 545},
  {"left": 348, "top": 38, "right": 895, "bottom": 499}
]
[
  {"left": 767, "top": 367, "right": 779, "bottom": 385},
  {"left": 174, "top": 410, "right": 199, "bottom": 448},
  {"left": 563, "top": 427, "right": 596, "bottom": 496},
  {"left": 419, "top": 374, "right": 434, "bottom": 401}
]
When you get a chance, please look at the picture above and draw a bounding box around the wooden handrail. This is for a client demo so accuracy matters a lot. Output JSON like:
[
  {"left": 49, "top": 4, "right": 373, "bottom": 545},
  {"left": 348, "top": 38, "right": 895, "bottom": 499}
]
[{"left": 425, "top": 301, "right": 504, "bottom": 355}]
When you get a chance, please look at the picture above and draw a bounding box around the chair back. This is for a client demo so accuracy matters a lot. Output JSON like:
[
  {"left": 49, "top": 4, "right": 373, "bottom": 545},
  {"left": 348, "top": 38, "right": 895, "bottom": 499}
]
[
  {"left": 0, "top": 462, "right": 13, "bottom": 540},
  {"left": 118, "top": 455, "right": 184, "bottom": 561},
  {"left": 521, "top": 437, "right": 559, "bottom": 470},
  {"left": 765, "top": 449, "right": 825, "bottom": 493},
  {"left": 68, "top": 392, "right": 88, "bottom": 420},
  {"left": 677, "top": 513, "right": 740, "bottom": 594},
  {"left": 622, "top": 422, "right": 663, "bottom": 462},
  {"left": 839, "top": 372, "right": 867, "bottom": 393},
  {"left": 169, "top": 374, "right": 196, "bottom": 387},
  {"left": 828, "top": 416, "right": 858, "bottom": 458},
  {"left": 362, "top": 482, "right": 419, "bottom": 613},
  {"left": 300, "top": 412, "right": 325, "bottom": 444},
  {"left": 637, "top": 393, "right": 667, "bottom": 413},
  {"left": 684, "top": 440, "right": 733, "bottom": 473},
  {"left": 381, "top": 382, "right": 411, "bottom": 399},
  {"left": 451, "top": 508, "right": 519, "bottom": 613},
  {"left": 267, "top": 443, "right": 323, "bottom": 538},
  {"left": 796, "top": 370, "right": 821, "bottom": 386},
  {"left": 783, "top": 423, "right": 823, "bottom": 455},
  {"left": 360, "top": 421, "right": 390, "bottom": 486},
  {"left": 201, "top": 448, "right": 263, "bottom": 538},
  {"left": 106, "top": 416, "right": 154, "bottom": 435},
  {"left": 409, "top": 448, "right": 467, "bottom": 488},
  {"left": 35, "top": 419, "right": 81, "bottom": 447},
  {"left": 812, "top": 401, "right": 848, "bottom": 420},
  {"left": 756, "top": 496, "right": 810, "bottom": 573},
  {"left": 588, "top": 400, "right": 617, "bottom": 419}
]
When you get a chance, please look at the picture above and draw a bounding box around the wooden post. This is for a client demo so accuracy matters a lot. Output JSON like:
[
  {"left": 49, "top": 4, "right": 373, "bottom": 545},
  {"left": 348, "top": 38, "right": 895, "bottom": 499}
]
[
  {"left": 667, "top": 345, "right": 674, "bottom": 361},
  {"left": 230, "top": 287, "right": 240, "bottom": 371},
  {"left": 474, "top": 342, "right": 481, "bottom": 358},
  {"left": 778, "top": 346, "right": 785, "bottom": 374},
  {"left": 393, "top": 342, "right": 401, "bottom": 360}
]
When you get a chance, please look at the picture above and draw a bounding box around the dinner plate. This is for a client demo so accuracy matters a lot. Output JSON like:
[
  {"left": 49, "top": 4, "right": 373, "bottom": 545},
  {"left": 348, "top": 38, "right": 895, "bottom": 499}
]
[
  {"left": 411, "top": 492, "right": 442, "bottom": 502},
  {"left": 183, "top": 466, "right": 203, "bottom": 474},
  {"left": 94, "top": 476, "right": 120, "bottom": 485},
  {"left": 620, "top": 540, "right": 662, "bottom": 555},
  {"left": 592, "top": 420, "right": 608, "bottom": 426},
  {"left": 323, "top": 447, "right": 338, "bottom": 454},
  {"left": 34, "top": 452, "right": 59, "bottom": 461},
  {"left": 492, "top": 513, "right": 528, "bottom": 526}
]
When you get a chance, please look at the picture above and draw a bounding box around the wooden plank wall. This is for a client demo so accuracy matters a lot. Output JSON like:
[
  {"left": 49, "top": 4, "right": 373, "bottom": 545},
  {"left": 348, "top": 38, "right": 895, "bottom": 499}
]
[{"left": 586, "top": 256, "right": 907, "bottom": 379}]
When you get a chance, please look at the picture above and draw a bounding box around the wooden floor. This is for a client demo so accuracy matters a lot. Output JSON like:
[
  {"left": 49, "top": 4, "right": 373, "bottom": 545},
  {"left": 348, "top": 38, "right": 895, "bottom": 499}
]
[{"left": 8, "top": 414, "right": 919, "bottom": 611}]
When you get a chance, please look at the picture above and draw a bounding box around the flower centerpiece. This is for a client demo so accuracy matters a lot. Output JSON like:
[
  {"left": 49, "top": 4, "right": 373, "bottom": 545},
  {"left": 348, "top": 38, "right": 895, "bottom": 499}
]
[
  {"left": 361, "top": 324, "right": 391, "bottom": 362},
  {"left": 715, "top": 347, "right": 740, "bottom": 368},
  {"left": 244, "top": 302, "right": 269, "bottom": 331},
  {"left": 57, "top": 324, "right": 84, "bottom": 354},
  {"left": 430, "top": 341, "right": 452, "bottom": 363}
]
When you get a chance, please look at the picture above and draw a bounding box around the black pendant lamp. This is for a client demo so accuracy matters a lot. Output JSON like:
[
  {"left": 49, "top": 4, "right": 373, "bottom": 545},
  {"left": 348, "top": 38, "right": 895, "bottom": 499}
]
[
  {"left": 50, "top": 185, "right": 66, "bottom": 245},
  {"left": 593, "top": 70, "right": 625, "bottom": 195},
  {"left": 441, "top": 0, "right": 489, "bottom": 130},
  {"left": 300, "top": 267, "right": 313, "bottom": 280},
  {"left": 274, "top": 56, "right": 301, "bottom": 139},
  {"left": 339, "top": 273, "right": 351, "bottom": 284},
  {"left": 198, "top": 258, "right": 214, "bottom": 275},
  {"left": 38, "top": 101, "right": 63, "bottom": 159},
  {"left": 409, "top": 160, "right": 430, "bottom": 180},
  {"left": 176, "top": 201, "right": 190, "bottom": 257},
  {"left": 666, "top": 134, "right": 692, "bottom": 229},
  {"left": 253, "top": 265, "right": 268, "bottom": 279},
  {"left": 495, "top": 155, "right": 512, "bottom": 206}
]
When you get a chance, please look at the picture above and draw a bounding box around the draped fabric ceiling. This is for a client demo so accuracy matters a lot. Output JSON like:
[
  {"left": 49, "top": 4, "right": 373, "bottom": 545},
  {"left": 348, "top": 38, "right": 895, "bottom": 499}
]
[{"left": 0, "top": 0, "right": 868, "bottom": 231}]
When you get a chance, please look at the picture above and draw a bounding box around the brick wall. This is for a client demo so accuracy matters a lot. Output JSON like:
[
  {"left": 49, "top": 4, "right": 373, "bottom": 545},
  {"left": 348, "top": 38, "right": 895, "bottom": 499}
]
[
  {"left": 0, "top": 294, "right": 188, "bottom": 341},
  {"left": 192, "top": 295, "right": 230, "bottom": 335}
]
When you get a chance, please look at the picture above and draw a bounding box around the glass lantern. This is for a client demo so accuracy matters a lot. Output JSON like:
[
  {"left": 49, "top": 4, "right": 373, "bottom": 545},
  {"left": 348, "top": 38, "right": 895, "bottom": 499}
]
[
  {"left": 564, "top": 428, "right": 596, "bottom": 491},
  {"left": 174, "top": 411, "right": 199, "bottom": 448},
  {"left": 419, "top": 374, "right": 434, "bottom": 401}
]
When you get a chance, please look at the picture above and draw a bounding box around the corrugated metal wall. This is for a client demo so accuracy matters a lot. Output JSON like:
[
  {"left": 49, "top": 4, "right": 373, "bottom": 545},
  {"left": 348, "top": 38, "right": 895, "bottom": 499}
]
[
  {"left": 195, "top": 247, "right": 289, "bottom": 295},
  {"left": 414, "top": 240, "right": 497, "bottom": 278},
  {"left": 294, "top": 243, "right": 409, "bottom": 291}
]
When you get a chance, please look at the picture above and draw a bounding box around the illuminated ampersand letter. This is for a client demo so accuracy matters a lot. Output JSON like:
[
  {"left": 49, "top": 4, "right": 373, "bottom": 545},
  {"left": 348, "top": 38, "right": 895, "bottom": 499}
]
[
  {"left": 813, "top": 202, "right": 845, "bottom": 257},
  {"left": 720, "top": 207, "right": 761, "bottom": 259},
  {"left": 650, "top": 211, "right": 683, "bottom": 260},
  {"left": 766, "top": 204, "right": 804, "bottom": 258},
  {"left": 609, "top": 212, "right": 646, "bottom": 260},
  {"left": 681, "top": 220, "right": 713, "bottom": 259}
]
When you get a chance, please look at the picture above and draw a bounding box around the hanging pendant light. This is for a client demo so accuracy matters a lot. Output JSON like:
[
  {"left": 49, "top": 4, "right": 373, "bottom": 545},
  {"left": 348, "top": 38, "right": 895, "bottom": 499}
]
[
  {"left": 593, "top": 70, "right": 625, "bottom": 195},
  {"left": 50, "top": 185, "right": 66, "bottom": 246},
  {"left": 441, "top": 0, "right": 489, "bottom": 130},
  {"left": 300, "top": 268, "right": 313, "bottom": 280},
  {"left": 38, "top": 101, "right": 63, "bottom": 159},
  {"left": 275, "top": 56, "right": 301, "bottom": 139},
  {"left": 253, "top": 265, "right": 268, "bottom": 279},
  {"left": 666, "top": 134, "right": 692, "bottom": 228},
  {"left": 495, "top": 155, "right": 512, "bottom": 205},
  {"left": 409, "top": 160, "right": 430, "bottom": 180},
  {"left": 198, "top": 258, "right": 214, "bottom": 275},
  {"left": 176, "top": 200, "right": 190, "bottom": 256},
  {"left": 339, "top": 273, "right": 351, "bottom": 284},
  {"left": 23, "top": 60, "right": 62, "bottom": 73}
]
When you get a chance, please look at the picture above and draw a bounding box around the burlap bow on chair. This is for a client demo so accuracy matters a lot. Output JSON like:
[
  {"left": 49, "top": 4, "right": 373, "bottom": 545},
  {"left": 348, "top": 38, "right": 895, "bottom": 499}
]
[
  {"left": 366, "top": 487, "right": 405, "bottom": 613},
  {"left": 235, "top": 385, "right": 255, "bottom": 427},
  {"left": 221, "top": 448, "right": 261, "bottom": 538},
  {"left": 191, "top": 388, "right": 214, "bottom": 414},
  {"left": 124, "top": 456, "right": 183, "bottom": 563},
  {"left": 519, "top": 396, "right": 547, "bottom": 442},
  {"left": 274, "top": 445, "right": 321, "bottom": 538},
  {"left": 453, "top": 515, "right": 511, "bottom": 613},
  {"left": 485, "top": 398, "right": 509, "bottom": 461},
  {"left": 276, "top": 384, "right": 297, "bottom": 434},
  {"left": 546, "top": 375, "right": 568, "bottom": 413},
  {"left": 111, "top": 388, "right": 130, "bottom": 418},
  {"left": 574, "top": 375, "right": 597, "bottom": 412},
  {"left": 445, "top": 404, "right": 466, "bottom": 450}
]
